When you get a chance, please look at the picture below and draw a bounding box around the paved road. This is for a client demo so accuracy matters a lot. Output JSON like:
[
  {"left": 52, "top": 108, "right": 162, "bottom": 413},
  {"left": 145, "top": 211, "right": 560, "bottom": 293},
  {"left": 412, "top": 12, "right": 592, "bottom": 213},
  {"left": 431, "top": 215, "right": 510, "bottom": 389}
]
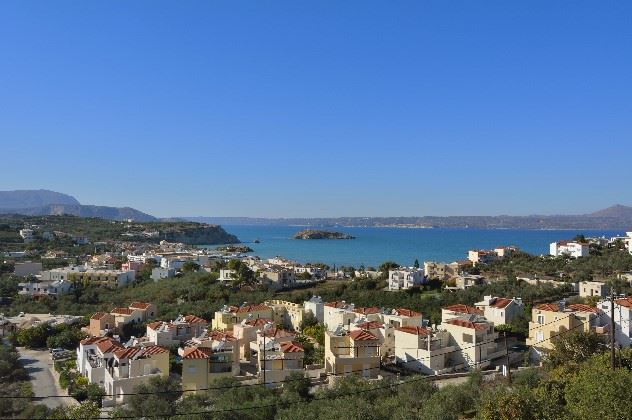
[{"left": 16, "top": 347, "right": 69, "bottom": 409}]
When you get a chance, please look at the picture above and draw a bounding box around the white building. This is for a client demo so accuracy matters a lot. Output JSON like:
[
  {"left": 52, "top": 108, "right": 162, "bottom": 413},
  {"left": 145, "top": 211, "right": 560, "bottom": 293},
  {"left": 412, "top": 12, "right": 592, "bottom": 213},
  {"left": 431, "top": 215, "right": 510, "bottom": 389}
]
[
  {"left": 394, "top": 326, "right": 454, "bottom": 374},
  {"left": 304, "top": 296, "right": 324, "bottom": 324},
  {"left": 599, "top": 297, "right": 632, "bottom": 347},
  {"left": 151, "top": 267, "right": 175, "bottom": 281},
  {"left": 18, "top": 279, "right": 73, "bottom": 297},
  {"left": 627, "top": 232, "right": 632, "bottom": 255},
  {"left": 550, "top": 240, "right": 589, "bottom": 258},
  {"left": 388, "top": 268, "right": 425, "bottom": 291},
  {"left": 219, "top": 269, "right": 236, "bottom": 283},
  {"left": 474, "top": 296, "right": 524, "bottom": 326},
  {"left": 579, "top": 281, "right": 609, "bottom": 298},
  {"left": 19, "top": 229, "right": 34, "bottom": 242}
]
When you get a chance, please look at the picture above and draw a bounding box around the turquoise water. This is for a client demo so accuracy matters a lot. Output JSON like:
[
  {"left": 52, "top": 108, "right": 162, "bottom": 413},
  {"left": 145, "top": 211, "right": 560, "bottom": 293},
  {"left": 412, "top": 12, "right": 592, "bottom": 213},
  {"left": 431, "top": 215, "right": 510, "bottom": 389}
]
[{"left": 210, "top": 225, "right": 623, "bottom": 268}]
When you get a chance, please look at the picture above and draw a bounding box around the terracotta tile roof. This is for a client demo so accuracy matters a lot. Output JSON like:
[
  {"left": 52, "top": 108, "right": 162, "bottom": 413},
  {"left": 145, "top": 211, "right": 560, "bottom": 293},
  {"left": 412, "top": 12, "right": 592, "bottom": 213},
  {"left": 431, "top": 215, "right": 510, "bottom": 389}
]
[
  {"left": 96, "top": 339, "right": 124, "bottom": 354},
  {"left": 615, "top": 297, "right": 632, "bottom": 309},
  {"left": 261, "top": 327, "right": 296, "bottom": 339},
  {"left": 445, "top": 319, "right": 489, "bottom": 331},
  {"left": 489, "top": 298, "right": 513, "bottom": 309},
  {"left": 355, "top": 321, "right": 384, "bottom": 330},
  {"left": 349, "top": 329, "right": 378, "bottom": 341},
  {"left": 147, "top": 321, "right": 164, "bottom": 330},
  {"left": 242, "top": 318, "right": 274, "bottom": 327},
  {"left": 535, "top": 303, "right": 560, "bottom": 312},
  {"left": 114, "top": 345, "right": 168, "bottom": 360},
  {"left": 234, "top": 304, "right": 271, "bottom": 314},
  {"left": 90, "top": 312, "right": 110, "bottom": 320},
  {"left": 280, "top": 341, "right": 304, "bottom": 353},
  {"left": 567, "top": 304, "right": 599, "bottom": 313},
  {"left": 129, "top": 302, "right": 152, "bottom": 310},
  {"left": 183, "top": 314, "right": 207, "bottom": 324},
  {"left": 111, "top": 307, "right": 134, "bottom": 315},
  {"left": 207, "top": 330, "right": 237, "bottom": 342},
  {"left": 324, "top": 301, "right": 349, "bottom": 309},
  {"left": 443, "top": 304, "right": 484, "bottom": 315},
  {"left": 80, "top": 336, "right": 112, "bottom": 345},
  {"left": 182, "top": 347, "right": 212, "bottom": 359},
  {"left": 396, "top": 326, "right": 431, "bottom": 337},
  {"left": 393, "top": 308, "right": 422, "bottom": 317},
  {"left": 353, "top": 307, "right": 380, "bottom": 315}
]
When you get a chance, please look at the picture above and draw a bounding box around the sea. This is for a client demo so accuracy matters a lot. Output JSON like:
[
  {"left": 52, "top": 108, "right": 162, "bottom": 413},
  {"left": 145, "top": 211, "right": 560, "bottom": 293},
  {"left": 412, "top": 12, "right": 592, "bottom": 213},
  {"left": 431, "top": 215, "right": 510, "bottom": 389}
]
[{"left": 202, "top": 226, "right": 626, "bottom": 268}]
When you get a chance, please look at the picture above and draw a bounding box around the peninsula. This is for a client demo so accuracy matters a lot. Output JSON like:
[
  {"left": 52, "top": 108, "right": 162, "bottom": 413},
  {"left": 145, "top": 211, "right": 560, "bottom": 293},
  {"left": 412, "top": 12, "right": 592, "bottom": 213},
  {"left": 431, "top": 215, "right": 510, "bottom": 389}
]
[{"left": 293, "top": 229, "right": 355, "bottom": 240}]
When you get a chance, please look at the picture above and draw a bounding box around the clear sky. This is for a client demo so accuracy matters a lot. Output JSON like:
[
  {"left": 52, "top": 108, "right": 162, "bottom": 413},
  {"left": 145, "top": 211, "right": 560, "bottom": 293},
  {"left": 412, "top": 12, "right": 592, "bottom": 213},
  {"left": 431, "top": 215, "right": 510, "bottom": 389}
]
[{"left": 1, "top": 1, "right": 631, "bottom": 218}]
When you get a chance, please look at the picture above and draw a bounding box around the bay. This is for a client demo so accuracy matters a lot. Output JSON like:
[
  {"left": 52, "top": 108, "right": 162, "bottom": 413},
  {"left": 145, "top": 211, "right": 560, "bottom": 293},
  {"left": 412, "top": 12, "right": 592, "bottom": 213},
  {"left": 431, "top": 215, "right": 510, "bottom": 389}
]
[{"left": 207, "top": 225, "right": 624, "bottom": 268}]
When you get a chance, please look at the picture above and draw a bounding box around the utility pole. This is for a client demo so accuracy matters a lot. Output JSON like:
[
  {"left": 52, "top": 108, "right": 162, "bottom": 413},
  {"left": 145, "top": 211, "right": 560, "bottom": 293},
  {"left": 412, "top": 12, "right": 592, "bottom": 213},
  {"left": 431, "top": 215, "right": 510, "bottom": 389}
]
[
  {"left": 504, "top": 331, "right": 511, "bottom": 384},
  {"left": 610, "top": 291, "right": 616, "bottom": 370},
  {"left": 262, "top": 333, "right": 266, "bottom": 385}
]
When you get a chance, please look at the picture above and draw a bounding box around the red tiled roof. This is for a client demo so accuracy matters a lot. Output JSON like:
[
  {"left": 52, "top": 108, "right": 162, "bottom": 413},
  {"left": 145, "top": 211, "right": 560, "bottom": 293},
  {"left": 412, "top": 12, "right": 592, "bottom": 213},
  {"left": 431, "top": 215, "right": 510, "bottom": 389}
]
[
  {"left": 147, "top": 321, "right": 164, "bottom": 330},
  {"left": 489, "top": 298, "right": 513, "bottom": 309},
  {"left": 353, "top": 307, "right": 380, "bottom": 315},
  {"left": 349, "top": 329, "right": 378, "bottom": 341},
  {"left": 242, "top": 318, "right": 274, "bottom": 327},
  {"left": 90, "top": 312, "right": 110, "bottom": 320},
  {"left": 280, "top": 341, "right": 304, "bottom": 353},
  {"left": 183, "top": 314, "right": 207, "bottom": 324},
  {"left": 567, "top": 304, "right": 599, "bottom": 313},
  {"left": 111, "top": 307, "right": 134, "bottom": 315},
  {"left": 535, "top": 303, "right": 559, "bottom": 312},
  {"left": 129, "top": 302, "right": 152, "bottom": 310},
  {"left": 443, "top": 304, "right": 484, "bottom": 315},
  {"left": 114, "top": 345, "right": 168, "bottom": 359},
  {"left": 393, "top": 308, "right": 422, "bottom": 317},
  {"left": 261, "top": 327, "right": 295, "bottom": 339},
  {"left": 96, "top": 339, "right": 123, "bottom": 354},
  {"left": 80, "top": 336, "right": 112, "bottom": 345},
  {"left": 324, "top": 301, "right": 349, "bottom": 309},
  {"left": 182, "top": 347, "right": 212, "bottom": 359},
  {"left": 207, "top": 330, "right": 237, "bottom": 342},
  {"left": 396, "top": 326, "right": 431, "bottom": 337},
  {"left": 235, "top": 304, "right": 271, "bottom": 314},
  {"left": 355, "top": 321, "right": 384, "bottom": 330},
  {"left": 615, "top": 297, "right": 632, "bottom": 309},
  {"left": 445, "top": 319, "right": 488, "bottom": 331}
]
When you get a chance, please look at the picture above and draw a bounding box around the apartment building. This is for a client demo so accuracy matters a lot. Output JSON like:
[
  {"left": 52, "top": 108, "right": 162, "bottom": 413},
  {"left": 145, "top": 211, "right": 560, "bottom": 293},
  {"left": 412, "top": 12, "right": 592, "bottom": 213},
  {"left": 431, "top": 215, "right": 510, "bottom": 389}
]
[
  {"left": 550, "top": 241, "right": 589, "bottom": 258},
  {"left": 103, "top": 345, "right": 169, "bottom": 406},
  {"left": 259, "top": 268, "right": 296, "bottom": 290},
  {"left": 323, "top": 301, "right": 357, "bottom": 331},
  {"left": 18, "top": 279, "right": 73, "bottom": 298},
  {"left": 211, "top": 304, "right": 274, "bottom": 331},
  {"left": 325, "top": 328, "right": 380, "bottom": 379},
  {"left": 233, "top": 317, "right": 274, "bottom": 361},
  {"left": 599, "top": 296, "right": 632, "bottom": 347},
  {"left": 474, "top": 296, "right": 524, "bottom": 325},
  {"left": 382, "top": 308, "right": 424, "bottom": 329},
  {"left": 526, "top": 302, "right": 603, "bottom": 355},
  {"left": 146, "top": 315, "right": 208, "bottom": 346},
  {"left": 41, "top": 266, "right": 136, "bottom": 287},
  {"left": 442, "top": 316, "right": 502, "bottom": 370},
  {"left": 258, "top": 340, "right": 305, "bottom": 386},
  {"left": 394, "top": 326, "right": 454, "bottom": 374},
  {"left": 77, "top": 337, "right": 124, "bottom": 387},
  {"left": 388, "top": 268, "right": 425, "bottom": 290},
  {"left": 88, "top": 302, "right": 156, "bottom": 337},
  {"left": 265, "top": 300, "right": 305, "bottom": 331},
  {"left": 181, "top": 331, "right": 240, "bottom": 392},
  {"left": 424, "top": 261, "right": 462, "bottom": 281},
  {"left": 441, "top": 304, "right": 484, "bottom": 323}
]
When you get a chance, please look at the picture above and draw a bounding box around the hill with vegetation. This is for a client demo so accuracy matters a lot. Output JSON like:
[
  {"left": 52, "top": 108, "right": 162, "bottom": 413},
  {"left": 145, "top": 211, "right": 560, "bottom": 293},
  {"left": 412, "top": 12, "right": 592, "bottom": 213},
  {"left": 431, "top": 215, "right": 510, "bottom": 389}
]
[
  {"left": 0, "top": 189, "right": 156, "bottom": 221},
  {"left": 293, "top": 229, "right": 355, "bottom": 240},
  {"left": 0, "top": 214, "right": 238, "bottom": 246}
]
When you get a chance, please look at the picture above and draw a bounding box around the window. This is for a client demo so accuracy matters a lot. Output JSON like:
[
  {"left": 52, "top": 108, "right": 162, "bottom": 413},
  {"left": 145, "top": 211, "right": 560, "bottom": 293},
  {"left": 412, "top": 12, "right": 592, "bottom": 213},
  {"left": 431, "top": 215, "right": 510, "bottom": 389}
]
[
  {"left": 537, "top": 315, "right": 545, "bottom": 325},
  {"left": 463, "top": 333, "right": 473, "bottom": 343},
  {"left": 535, "top": 331, "right": 544, "bottom": 342}
]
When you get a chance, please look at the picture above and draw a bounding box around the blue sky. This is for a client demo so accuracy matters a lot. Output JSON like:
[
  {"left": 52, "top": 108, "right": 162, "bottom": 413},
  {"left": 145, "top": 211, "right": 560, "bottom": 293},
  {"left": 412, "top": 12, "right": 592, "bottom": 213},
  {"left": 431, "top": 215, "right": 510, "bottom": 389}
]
[{"left": 1, "top": 1, "right": 631, "bottom": 217}]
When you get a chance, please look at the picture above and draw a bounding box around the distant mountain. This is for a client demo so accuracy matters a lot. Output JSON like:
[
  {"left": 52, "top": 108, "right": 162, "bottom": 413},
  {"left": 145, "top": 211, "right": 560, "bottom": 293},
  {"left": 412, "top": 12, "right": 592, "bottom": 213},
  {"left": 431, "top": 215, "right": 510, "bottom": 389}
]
[
  {"left": 0, "top": 189, "right": 156, "bottom": 222},
  {"left": 589, "top": 204, "right": 632, "bottom": 218},
  {"left": 0, "top": 189, "right": 79, "bottom": 208},
  {"left": 182, "top": 205, "right": 632, "bottom": 230}
]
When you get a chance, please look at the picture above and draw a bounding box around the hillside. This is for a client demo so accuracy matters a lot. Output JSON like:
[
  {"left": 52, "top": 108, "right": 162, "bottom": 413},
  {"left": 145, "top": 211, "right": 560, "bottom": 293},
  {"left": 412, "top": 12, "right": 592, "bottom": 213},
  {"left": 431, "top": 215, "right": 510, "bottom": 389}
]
[
  {"left": 0, "top": 189, "right": 79, "bottom": 208},
  {"left": 0, "top": 189, "right": 156, "bottom": 221},
  {"left": 0, "top": 214, "right": 239, "bottom": 245},
  {"left": 184, "top": 205, "right": 632, "bottom": 229}
]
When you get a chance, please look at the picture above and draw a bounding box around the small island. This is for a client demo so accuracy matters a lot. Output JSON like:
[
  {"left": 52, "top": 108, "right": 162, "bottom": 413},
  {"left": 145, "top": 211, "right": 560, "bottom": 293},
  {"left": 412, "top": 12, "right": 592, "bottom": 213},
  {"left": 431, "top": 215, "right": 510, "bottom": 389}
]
[
  {"left": 215, "top": 245, "right": 254, "bottom": 253},
  {"left": 293, "top": 229, "right": 355, "bottom": 240}
]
